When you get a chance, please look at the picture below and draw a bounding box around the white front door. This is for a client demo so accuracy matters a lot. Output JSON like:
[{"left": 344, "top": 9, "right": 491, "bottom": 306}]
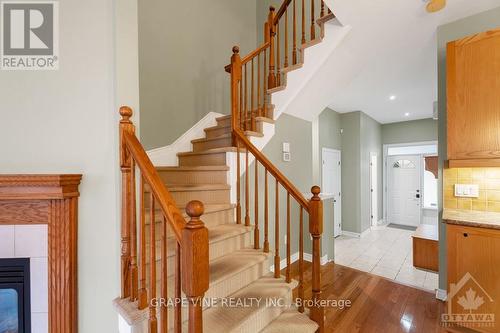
[
  {"left": 322, "top": 148, "right": 342, "bottom": 237},
  {"left": 387, "top": 155, "right": 421, "bottom": 227}
]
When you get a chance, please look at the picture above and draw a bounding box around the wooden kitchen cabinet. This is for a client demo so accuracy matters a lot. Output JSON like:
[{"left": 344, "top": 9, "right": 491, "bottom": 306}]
[
  {"left": 446, "top": 224, "right": 500, "bottom": 333},
  {"left": 447, "top": 28, "right": 500, "bottom": 167}
]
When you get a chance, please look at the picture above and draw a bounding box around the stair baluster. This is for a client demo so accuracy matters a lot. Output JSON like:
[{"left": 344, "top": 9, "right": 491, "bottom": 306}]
[
  {"left": 311, "top": 0, "right": 316, "bottom": 40},
  {"left": 149, "top": 193, "right": 158, "bottom": 333},
  {"left": 264, "top": 170, "right": 270, "bottom": 253},
  {"left": 267, "top": 7, "right": 276, "bottom": 89},
  {"left": 321, "top": 0, "right": 325, "bottom": 17},
  {"left": 254, "top": 161, "right": 260, "bottom": 249},
  {"left": 130, "top": 161, "right": 139, "bottom": 301},
  {"left": 284, "top": 7, "right": 289, "bottom": 68},
  {"left": 236, "top": 139, "right": 242, "bottom": 224},
  {"left": 174, "top": 243, "right": 182, "bottom": 333},
  {"left": 245, "top": 147, "right": 250, "bottom": 226},
  {"left": 298, "top": 206, "right": 305, "bottom": 313},
  {"left": 274, "top": 179, "right": 280, "bottom": 278},
  {"left": 138, "top": 177, "right": 147, "bottom": 309},
  {"left": 301, "top": 0, "right": 306, "bottom": 44},
  {"left": 160, "top": 216, "right": 168, "bottom": 333},
  {"left": 286, "top": 193, "right": 291, "bottom": 283},
  {"left": 293, "top": 0, "right": 297, "bottom": 65}
]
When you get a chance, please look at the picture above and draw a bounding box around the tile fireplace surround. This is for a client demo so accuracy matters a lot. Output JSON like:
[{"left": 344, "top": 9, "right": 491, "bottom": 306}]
[{"left": 0, "top": 175, "right": 82, "bottom": 333}]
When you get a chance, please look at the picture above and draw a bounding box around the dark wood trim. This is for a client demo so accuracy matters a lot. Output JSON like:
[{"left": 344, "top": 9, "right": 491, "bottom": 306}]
[{"left": 0, "top": 174, "right": 82, "bottom": 333}]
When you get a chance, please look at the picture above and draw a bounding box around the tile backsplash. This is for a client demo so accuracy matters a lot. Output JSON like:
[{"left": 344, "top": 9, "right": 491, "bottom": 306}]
[{"left": 444, "top": 167, "right": 500, "bottom": 212}]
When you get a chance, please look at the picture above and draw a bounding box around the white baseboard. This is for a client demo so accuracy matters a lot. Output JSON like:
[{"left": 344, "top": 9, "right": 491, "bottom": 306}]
[
  {"left": 436, "top": 288, "right": 447, "bottom": 301},
  {"left": 146, "top": 111, "right": 224, "bottom": 166},
  {"left": 270, "top": 252, "right": 328, "bottom": 272}
]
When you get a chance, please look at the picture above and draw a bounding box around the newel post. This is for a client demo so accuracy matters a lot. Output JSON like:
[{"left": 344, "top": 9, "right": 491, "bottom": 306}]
[
  {"left": 119, "top": 106, "right": 136, "bottom": 299},
  {"left": 230, "top": 46, "right": 242, "bottom": 144},
  {"left": 309, "top": 186, "right": 324, "bottom": 332},
  {"left": 182, "top": 200, "right": 210, "bottom": 333},
  {"left": 267, "top": 6, "right": 276, "bottom": 89}
]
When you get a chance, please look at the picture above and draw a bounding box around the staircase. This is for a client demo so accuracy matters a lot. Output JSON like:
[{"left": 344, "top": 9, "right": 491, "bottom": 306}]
[{"left": 115, "top": 1, "right": 336, "bottom": 332}]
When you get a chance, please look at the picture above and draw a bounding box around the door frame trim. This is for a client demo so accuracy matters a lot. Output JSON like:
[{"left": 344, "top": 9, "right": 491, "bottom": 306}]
[
  {"left": 383, "top": 141, "right": 438, "bottom": 223},
  {"left": 369, "top": 152, "right": 378, "bottom": 227}
]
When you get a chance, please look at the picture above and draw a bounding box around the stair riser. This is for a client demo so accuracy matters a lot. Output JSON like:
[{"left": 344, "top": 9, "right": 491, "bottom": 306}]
[
  {"left": 216, "top": 118, "right": 269, "bottom": 133},
  {"left": 147, "top": 207, "right": 235, "bottom": 229},
  {"left": 178, "top": 153, "right": 227, "bottom": 166},
  {"left": 145, "top": 231, "right": 252, "bottom": 279},
  {"left": 157, "top": 169, "right": 228, "bottom": 186},
  {"left": 227, "top": 293, "right": 293, "bottom": 333},
  {"left": 192, "top": 136, "right": 233, "bottom": 152},
  {"left": 144, "top": 188, "right": 230, "bottom": 206},
  {"left": 205, "top": 126, "right": 231, "bottom": 139}
]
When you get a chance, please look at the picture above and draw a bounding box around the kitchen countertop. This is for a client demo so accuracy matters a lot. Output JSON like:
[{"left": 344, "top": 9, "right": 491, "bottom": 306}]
[{"left": 443, "top": 209, "right": 500, "bottom": 230}]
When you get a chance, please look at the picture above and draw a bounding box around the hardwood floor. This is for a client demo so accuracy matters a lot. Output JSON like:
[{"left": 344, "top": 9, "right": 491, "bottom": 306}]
[{"left": 283, "top": 261, "right": 447, "bottom": 332}]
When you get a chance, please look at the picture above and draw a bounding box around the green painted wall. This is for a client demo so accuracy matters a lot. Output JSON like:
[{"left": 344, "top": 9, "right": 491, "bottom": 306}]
[
  {"left": 360, "top": 112, "right": 383, "bottom": 230},
  {"left": 138, "top": 0, "right": 257, "bottom": 149},
  {"left": 338, "top": 112, "right": 362, "bottom": 233},
  {"left": 437, "top": 6, "right": 500, "bottom": 291},
  {"left": 381, "top": 118, "right": 438, "bottom": 144}
]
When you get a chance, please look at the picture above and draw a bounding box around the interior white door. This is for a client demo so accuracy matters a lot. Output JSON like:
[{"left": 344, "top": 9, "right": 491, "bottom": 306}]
[
  {"left": 387, "top": 155, "right": 421, "bottom": 227},
  {"left": 322, "top": 149, "right": 342, "bottom": 237},
  {"left": 370, "top": 153, "right": 378, "bottom": 226}
]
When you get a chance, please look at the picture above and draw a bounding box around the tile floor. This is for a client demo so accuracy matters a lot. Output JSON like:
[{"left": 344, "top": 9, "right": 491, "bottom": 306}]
[{"left": 334, "top": 225, "right": 439, "bottom": 292}]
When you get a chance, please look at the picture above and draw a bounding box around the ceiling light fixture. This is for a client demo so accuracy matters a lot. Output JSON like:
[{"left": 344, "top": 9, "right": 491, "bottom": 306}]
[
  {"left": 426, "top": 0, "right": 446, "bottom": 13},
  {"left": 404, "top": 112, "right": 410, "bottom": 117},
  {"left": 389, "top": 95, "right": 397, "bottom": 101}
]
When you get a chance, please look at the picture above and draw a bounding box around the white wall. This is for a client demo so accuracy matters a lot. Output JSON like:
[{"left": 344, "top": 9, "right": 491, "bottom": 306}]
[{"left": 0, "top": 0, "right": 139, "bottom": 331}]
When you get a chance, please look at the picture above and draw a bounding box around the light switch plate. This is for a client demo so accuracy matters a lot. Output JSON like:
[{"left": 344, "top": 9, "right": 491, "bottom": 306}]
[{"left": 454, "top": 184, "right": 479, "bottom": 198}]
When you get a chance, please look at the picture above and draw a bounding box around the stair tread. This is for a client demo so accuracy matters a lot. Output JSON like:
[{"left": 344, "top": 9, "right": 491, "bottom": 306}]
[
  {"left": 209, "top": 249, "right": 271, "bottom": 285},
  {"left": 156, "top": 165, "right": 229, "bottom": 171},
  {"left": 201, "top": 275, "right": 296, "bottom": 332},
  {"left": 260, "top": 310, "right": 319, "bottom": 333}
]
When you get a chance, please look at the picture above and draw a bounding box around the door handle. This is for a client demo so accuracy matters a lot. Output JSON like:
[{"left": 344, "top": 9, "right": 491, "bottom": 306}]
[{"left": 415, "top": 194, "right": 420, "bottom": 199}]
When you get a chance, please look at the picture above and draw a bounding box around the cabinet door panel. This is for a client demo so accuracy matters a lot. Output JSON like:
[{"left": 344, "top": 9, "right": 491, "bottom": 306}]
[
  {"left": 447, "top": 224, "right": 500, "bottom": 333},
  {"left": 447, "top": 29, "right": 500, "bottom": 160}
]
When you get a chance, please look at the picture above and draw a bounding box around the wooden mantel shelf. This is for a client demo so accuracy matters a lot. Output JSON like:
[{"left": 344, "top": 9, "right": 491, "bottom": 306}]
[
  {"left": 0, "top": 174, "right": 82, "bottom": 199},
  {"left": 0, "top": 174, "right": 82, "bottom": 333}
]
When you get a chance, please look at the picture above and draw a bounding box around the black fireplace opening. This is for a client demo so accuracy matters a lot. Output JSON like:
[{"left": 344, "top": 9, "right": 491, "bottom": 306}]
[{"left": 0, "top": 258, "right": 31, "bottom": 333}]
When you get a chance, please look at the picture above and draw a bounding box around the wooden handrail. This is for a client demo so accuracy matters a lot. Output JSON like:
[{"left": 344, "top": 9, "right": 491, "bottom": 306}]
[
  {"left": 274, "top": 0, "right": 293, "bottom": 24},
  {"left": 233, "top": 128, "right": 310, "bottom": 211},
  {"left": 242, "top": 42, "right": 270, "bottom": 64},
  {"left": 122, "top": 130, "right": 185, "bottom": 241}
]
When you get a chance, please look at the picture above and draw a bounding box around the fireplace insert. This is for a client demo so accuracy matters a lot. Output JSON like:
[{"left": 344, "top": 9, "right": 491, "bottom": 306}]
[{"left": 0, "top": 258, "right": 31, "bottom": 333}]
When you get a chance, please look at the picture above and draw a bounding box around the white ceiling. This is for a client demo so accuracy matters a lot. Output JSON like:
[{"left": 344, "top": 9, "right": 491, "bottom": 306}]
[{"left": 326, "top": 0, "right": 500, "bottom": 124}]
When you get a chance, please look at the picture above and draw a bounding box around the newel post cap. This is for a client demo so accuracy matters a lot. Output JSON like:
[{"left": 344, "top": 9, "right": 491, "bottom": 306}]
[
  {"left": 311, "top": 186, "right": 321, "bottom": 200},
  {"left": 186, "top": 200, "right": 205, "bottom": 227},
  {"left": 119, "top": 106, "right": 133, "bottom": 120},
  {"left": 232, "top": 46, "right": 240, "bottom": 54}
]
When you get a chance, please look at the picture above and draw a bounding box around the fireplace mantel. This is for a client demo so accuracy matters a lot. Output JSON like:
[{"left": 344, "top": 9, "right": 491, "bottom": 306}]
[{"left": 0, "top": 174, "right": 82, "bottom": 333}]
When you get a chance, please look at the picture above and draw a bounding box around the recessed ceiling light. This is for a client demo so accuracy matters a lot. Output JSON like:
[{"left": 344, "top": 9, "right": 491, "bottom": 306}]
[
  {"left": 389, "top": 95, "right": 397, "bottom": 101},
  {"left": 404, "top": 112, "right": 410, "bottom": 117}
]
